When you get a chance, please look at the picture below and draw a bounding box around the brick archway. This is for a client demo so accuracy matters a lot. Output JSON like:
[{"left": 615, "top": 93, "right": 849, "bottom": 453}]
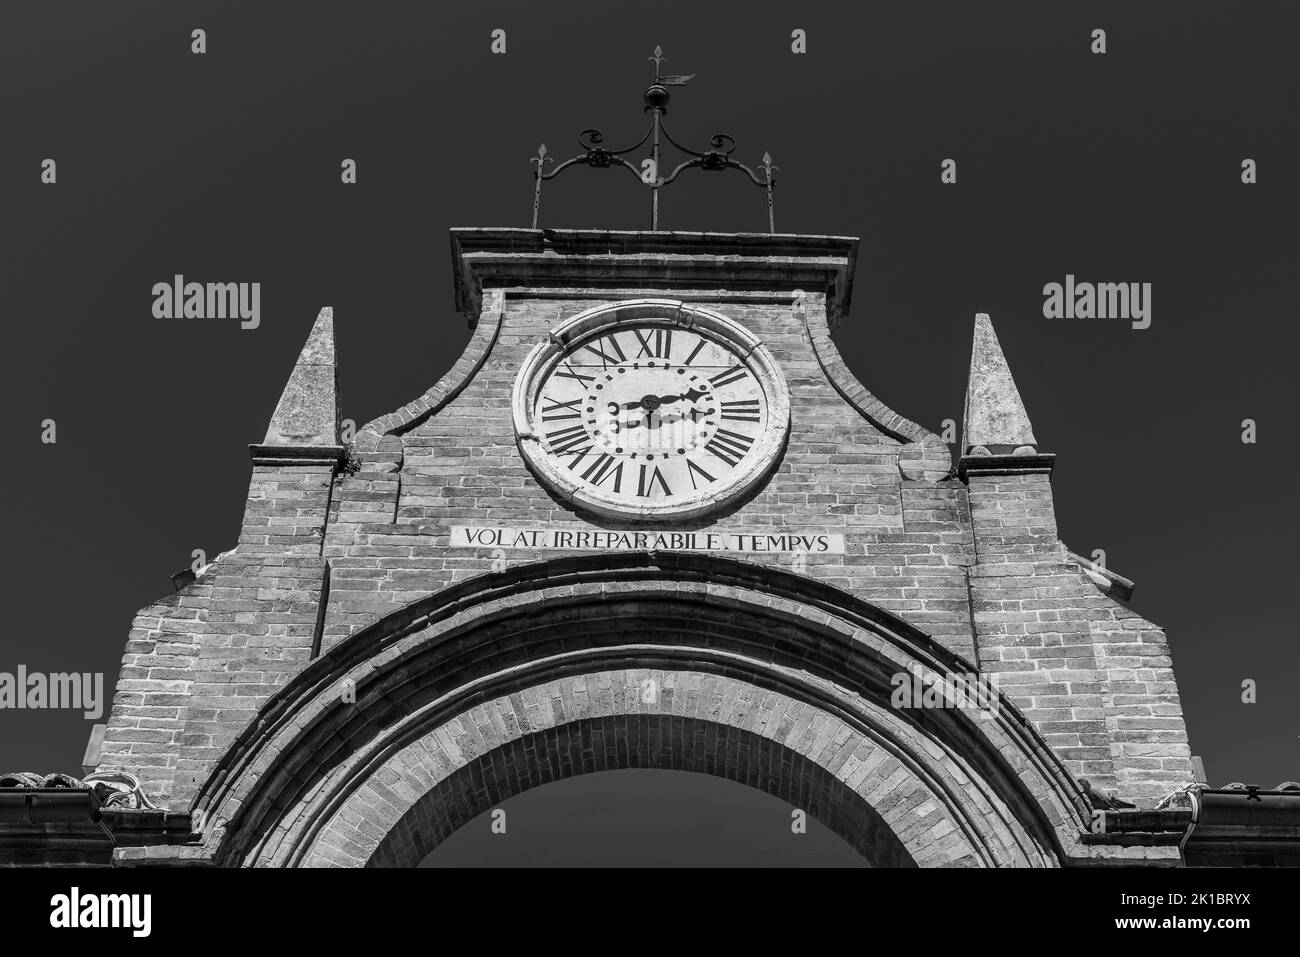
[
  {"left": 364, "top": 711, "right": 914, "bottom": 867},
  {"left": 314, "top": 672, "right": 947, "bottom": 868},
  {"left": 194, "top": 554, "right": 1091, "bottom": 867}
]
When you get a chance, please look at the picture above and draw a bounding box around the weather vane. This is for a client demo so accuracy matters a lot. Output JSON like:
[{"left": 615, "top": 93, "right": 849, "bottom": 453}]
[{"left": 529, "top": 46, "right": 778, "bottom": 232}]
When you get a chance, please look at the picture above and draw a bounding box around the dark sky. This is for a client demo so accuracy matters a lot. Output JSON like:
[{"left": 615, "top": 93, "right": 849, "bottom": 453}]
[
  {"left": 2, "top": 1, "right": 1296, "bottom": 863},
  {"left": 421, "top": 769, "right": 866, "bottom": 867}
]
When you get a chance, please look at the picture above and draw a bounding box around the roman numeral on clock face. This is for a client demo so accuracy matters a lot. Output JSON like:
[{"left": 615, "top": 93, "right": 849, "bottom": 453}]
[
  {"left": 583, "top": 335, "right": 626, "bottom": 369},
  {"left": 637, "top": 464, "right": 671, "bottom": 497},
  {"left": 633, "top": 328, "right": 672, "bottom": 359},
  {"left": 554, "top": 362, "right": 595, "bottom": 385},
  {"left": 686, "top": 458, "right": 716, "bottom": 489},
  {"left": 720, "top": 399, "right": 761, "bottom": 422},
  {"left": 705, "top": 428, "right": 754, "bottom": 467},
  {"left": 581, "top": 453, "right": 623, "bottom": 492},
  {"left": 709, "top": 365, "right": 749, "bottom": 389},
  {"left": 541, "top": 396, "right": 584, "bottom": 421},
  {"left": 546, "top": 424, "right": 590, "bottom": 456}
]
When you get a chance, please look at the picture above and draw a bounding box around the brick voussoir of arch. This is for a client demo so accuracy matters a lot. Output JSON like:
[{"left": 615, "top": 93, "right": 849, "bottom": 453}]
[
  {"left": 249, "top": 656, "right": 937, "bottom": 868},
  {"left": 189, "top": 554, "right": 1091, "bottom": 867},
  {"left": 327, "top": 673, "right": 993, "bottom": 869},
  {"left": 250, "top": 647, "right": 1052, "bottom": 867}
]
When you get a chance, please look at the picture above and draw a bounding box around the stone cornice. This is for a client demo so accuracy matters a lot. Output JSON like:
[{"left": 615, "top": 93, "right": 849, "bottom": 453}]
[
  {"left": 959, "top": 451, "right": 1057, "bottom": 479},
  {"left": 1066, "top": 548, "right": 1136, "bottom": 601},
  {"left": 247, "top": 444, "right": 347, "bottom": 466},
  {"left": 450, "top": 227, "right": 859, "bottom": 326}
]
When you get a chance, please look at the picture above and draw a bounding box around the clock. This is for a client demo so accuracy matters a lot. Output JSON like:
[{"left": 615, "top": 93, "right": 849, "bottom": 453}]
[{"left": 512, "top": 299, "right": 790, "bottom": 521}]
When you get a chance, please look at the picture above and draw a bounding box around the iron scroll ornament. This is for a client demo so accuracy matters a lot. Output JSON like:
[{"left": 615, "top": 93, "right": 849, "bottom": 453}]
[{"left": 530, "top": 47, "right": 778, "bottom": 232}]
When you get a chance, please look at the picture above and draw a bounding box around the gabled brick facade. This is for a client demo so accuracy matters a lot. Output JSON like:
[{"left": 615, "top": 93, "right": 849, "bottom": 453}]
[{"left": 85, "top": 228, "right": 1199, "bottom": 865}]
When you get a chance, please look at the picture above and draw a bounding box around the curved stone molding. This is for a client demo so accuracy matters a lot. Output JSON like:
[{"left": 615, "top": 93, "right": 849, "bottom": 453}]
[
  {"left": 361, "top": 709, "right": 921, "bottom": 867},
  {"left": 799, "top": 291, "right": 937, "bottom": 445},
  {"left": 352, "top": 289, "right": 505, "bottom": 456},
  {"left": 309, "top": 672, "right": 976, "bottom": 868}
]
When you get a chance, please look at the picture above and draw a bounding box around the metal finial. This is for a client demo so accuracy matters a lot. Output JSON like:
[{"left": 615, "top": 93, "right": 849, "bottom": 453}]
[
  {"left": 530, "top": 144, "right": 553, "bottom": 228},
  {"left": 527, "top": 47, "right": 778, "bottom": 233},
  {"left": 760, "top": 153, "right": 778, "bottom": 232}
]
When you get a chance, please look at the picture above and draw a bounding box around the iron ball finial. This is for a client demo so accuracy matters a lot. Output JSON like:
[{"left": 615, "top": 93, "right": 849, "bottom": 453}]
[{"left": 644, "top": 83, "right": 671, "bottom": 113}]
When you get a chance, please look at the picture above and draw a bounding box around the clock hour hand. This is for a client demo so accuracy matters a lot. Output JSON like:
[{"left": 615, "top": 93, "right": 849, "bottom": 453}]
[
  {"left": 657, "top": 387, "right": 708, "bottom": 405},
  {"left": 622, "top": 388, "right": 708, "bottom": 411}
]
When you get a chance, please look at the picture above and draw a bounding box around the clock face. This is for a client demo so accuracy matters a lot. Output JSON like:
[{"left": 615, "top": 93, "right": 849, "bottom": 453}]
[{"left": 513, "top": 302, "right": 789, "bottom": 521}]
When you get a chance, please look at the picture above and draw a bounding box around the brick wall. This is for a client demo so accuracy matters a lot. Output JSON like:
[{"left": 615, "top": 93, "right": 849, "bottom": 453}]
[
  {"left": 320, "top": 291, "right": 976, "bottom": 662},
  {"left": 966, "top": 470, "right": 1193, "bottom": 804},
  {"left": 98, "top": 460, "right": 333, "bottom": 808},
  {"left": 93, "top": 229, "right": 1193, "bottom": 823}
]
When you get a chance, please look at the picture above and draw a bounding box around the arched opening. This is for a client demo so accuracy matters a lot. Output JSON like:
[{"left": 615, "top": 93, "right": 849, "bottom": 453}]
[
  {"left": 371, "top": 714, "right": 909, "bottom": 867},
  {"left": 418, "top": 769, "right": 868, "bottom": 867},
  {"left": 299, "top": 668, "right": 1021, "bottom": 868}
]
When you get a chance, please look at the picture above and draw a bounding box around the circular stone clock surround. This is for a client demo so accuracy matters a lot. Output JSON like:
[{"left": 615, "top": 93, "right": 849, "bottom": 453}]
[{"left": 511, "top": 299, "right": 791, "bottom": 522}]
